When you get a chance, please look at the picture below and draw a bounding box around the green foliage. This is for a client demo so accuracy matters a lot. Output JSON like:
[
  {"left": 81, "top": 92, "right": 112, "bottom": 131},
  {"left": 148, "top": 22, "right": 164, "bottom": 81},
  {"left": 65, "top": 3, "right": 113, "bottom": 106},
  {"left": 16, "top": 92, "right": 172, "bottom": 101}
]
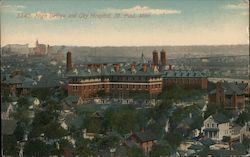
[
  {"left": 160, "top": 85, "right": 205, "bottom": 102},
  {"left": 128, "top": 91, "right": 151, "bottom": 100},
  {"left": 56, "top": 87, "right": 68, "bottom": 100},
  {"left": 204, "top": 103, "right": 233, "bottom": 119},
  {"left": 31, "top": 88, "right": 52, "bottom": 100},
  {"left": 3, "top": 135, "right": 18, "bottom": 156},
  {"left": 125, "top": 145, "right": 144, "bottom": 157},
  {"left": 30, "top": 111, "right": 67, "bottom": 139},
  {"left": 75, "top": 141, "right": 93, "bottom": 157},
  {"left": 2, "top": 92, "right": 11, "bottom": 102},
  {"left": 222, "top": 136, "right": 231, "bottom": 143},
  {"left": 13, "top": 122, "right": 25, "bottom": 141},
  {"left": 13, "top": 97, "right": 31, "bottom": 126},
  {"left": 242, "top": 138, "right": 250, "bottom": 148},
  {"left": 43, "top": 121, "right": 68, "bottom": 139},
  {"left": 164, "top": 131, "right": 183, "bottom": 150},
  {"left": 149, "top": 142, "right": 174, "bottom": 157},
  {"left": 17, "top": 97, "right": 29, "bottom": 107},
  {"left": 84, "top": 116, "right": 103, "bottom": 133},
  {"left": 94, "top": 135, "right": 120, "bottom": 150},
  {"left": 102, "top": 106, "right": 141, "bottom": 134},
  {"left": 236, "top": 111, "right": 250, "bottom": 126},
  {"left": 24, "top": 140, "right": 50, "bottom": 157}
]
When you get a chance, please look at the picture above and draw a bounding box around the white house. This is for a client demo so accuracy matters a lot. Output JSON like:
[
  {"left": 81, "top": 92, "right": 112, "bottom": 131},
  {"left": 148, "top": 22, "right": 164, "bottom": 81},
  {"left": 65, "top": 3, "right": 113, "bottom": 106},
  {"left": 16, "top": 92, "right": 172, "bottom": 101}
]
[
  {"left": 201, "top": 113, "right": 230, "bottom": 140},
  {"left": 28, "top": 97, "right": 40, "bottom": 108},
  {"left": 1, "top": 103, "right": 14, "bottom": 120}
]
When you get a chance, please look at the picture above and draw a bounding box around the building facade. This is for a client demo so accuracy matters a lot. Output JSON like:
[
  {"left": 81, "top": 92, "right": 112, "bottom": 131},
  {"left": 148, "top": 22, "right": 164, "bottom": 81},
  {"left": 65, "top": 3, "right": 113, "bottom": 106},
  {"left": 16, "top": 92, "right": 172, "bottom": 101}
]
[
  {"left": 34, "top": 40, "right": 46, "bottom": 55},
  {"left": 67, "top": 50, "right": 208, "bottom": 100},
  {"left": 201, "top": 114, "right": 230, "bottom": 141},
  {"left": 208, "top": 81, "right": 247, "bottom": 110}
]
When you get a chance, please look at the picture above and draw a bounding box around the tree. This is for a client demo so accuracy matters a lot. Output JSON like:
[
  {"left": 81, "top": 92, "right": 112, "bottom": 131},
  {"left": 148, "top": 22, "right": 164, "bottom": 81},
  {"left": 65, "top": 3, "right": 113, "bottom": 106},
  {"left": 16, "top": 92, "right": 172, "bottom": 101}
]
[
  {"left": 23, "top": 139, "right": 50, "bottom": 157},
  {"left": 236, "top": 111, "right": 250, "bottom": 126},
  {"left": 98, "top": 135, "right": 120, "bottom": 150},
  {"left": 125, "top": 145, "right": 144, "bottom": 157},
  {"left": 204, "top": 103, "right": 233, "bottom": 119},
  {"left": 13, "top": 97, "right": 31, "bottom": 127},
  {"left": 75, "top": 142, "right": 93, "bottom": 157},
  {"left": 43, "top": 121, "right": 68, "bottom": 140},
  {"left": 102, "top": 106, "right": 140, "bottom": 134},
  {"left": 31, "top": 88, "right": 52, "bottom": 100},
  {"left": 222, "top": 136, "right": 232, "bottom": 150},
  {"left": 149, "top": 142, "right": 174, "bottom": 157},
  {"left": 242, "top": 138, "right": 250, "bottom": 149},
  {"left": 29, "top": 111, "right": 54, "bottom": 138},
  {"left": 13, "top": 122, "right": 25, "bottom": 142},
  {"left": 164, "top": 131, "right": 183, "bottom": 150},
  {"left": 3, "top": 135, "right": 18, "bottom": 156}
]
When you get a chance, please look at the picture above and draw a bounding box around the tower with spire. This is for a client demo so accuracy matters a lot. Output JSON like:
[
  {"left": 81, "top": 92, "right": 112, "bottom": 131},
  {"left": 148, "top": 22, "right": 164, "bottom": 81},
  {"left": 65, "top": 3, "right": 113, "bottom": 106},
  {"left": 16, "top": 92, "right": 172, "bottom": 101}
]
[{"left": 140, "top": 52, "right": 147, "bottom": 64}]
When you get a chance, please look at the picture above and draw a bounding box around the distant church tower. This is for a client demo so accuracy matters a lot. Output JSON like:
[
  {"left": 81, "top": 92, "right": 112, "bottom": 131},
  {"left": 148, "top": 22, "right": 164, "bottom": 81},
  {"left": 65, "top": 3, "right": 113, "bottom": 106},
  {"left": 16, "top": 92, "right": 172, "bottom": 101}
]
[{"left": 66, "top": 51, "right": 72, "bottom": 72}]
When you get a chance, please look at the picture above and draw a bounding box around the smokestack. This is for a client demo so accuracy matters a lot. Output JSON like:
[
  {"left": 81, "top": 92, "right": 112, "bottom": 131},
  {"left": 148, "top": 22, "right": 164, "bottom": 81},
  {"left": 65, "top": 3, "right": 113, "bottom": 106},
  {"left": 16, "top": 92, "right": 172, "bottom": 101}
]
[
  {"left": 143, "top": 64, "right": 147, "bottom": 73},
  {"left": 152, "top": 50, "right": 159, "bottom": 66},
  {"left": 160, "top": 49, "right": 167, "bottom": 66},
  {"left": 66, "top": 51, "right": 72, "bottom": 72}
]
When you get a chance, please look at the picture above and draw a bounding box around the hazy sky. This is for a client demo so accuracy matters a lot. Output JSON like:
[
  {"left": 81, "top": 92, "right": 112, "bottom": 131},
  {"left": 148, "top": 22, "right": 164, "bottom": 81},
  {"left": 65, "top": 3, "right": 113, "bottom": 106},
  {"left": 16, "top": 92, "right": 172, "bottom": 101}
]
[{"left": 1, "top": 0, "right": 249, "bottom": 47}]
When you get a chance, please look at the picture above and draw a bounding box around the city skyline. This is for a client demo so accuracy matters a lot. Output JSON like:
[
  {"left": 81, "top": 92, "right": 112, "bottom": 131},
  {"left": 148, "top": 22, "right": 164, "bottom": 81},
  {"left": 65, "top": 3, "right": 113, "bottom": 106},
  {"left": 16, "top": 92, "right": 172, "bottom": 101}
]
[{"left": 1, "top": 0, "right": 249, "bottom": 47}]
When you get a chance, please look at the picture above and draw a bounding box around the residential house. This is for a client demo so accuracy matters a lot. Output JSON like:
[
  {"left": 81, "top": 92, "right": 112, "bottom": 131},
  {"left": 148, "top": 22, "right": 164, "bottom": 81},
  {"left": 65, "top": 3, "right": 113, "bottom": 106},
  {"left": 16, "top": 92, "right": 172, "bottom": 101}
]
[
  {"left": 208, "top": 81, "right": 246, "bottom": 110},
  {"left": 62, "top": 96, "right": 83, "bottom": 106},
  {"left": 201, "top": 113, "right": 230, "bottom": 140},
  {"left": 130, "top": 130, "right": 158, "bottom": 153},
  {"left": 28, "top": 97, "right": 40, "bottom": 108},
  {"left": 1, "top": 102, "right": 14, "bottom": 120},
  {"left": 230, "top": 123, "right": 243, "bottom": 141},
  {"left": 177, "top": 114, "right": 195, "bottom": 138}
]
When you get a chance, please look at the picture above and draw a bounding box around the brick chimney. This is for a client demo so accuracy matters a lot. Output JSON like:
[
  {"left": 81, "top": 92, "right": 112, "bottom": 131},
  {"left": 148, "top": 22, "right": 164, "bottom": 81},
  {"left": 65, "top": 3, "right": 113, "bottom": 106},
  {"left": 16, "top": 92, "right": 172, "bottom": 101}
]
[
  {"left": 169, "top": 64, "right": 172, "bottom": 70},
  {"left": 143, "top": 64, "right": 147, "bottom": 73}
]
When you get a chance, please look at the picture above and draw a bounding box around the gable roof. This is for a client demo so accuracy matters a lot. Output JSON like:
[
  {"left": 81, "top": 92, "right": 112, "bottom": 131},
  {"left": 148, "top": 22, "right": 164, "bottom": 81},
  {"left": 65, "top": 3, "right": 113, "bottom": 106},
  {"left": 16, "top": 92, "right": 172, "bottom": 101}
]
[
  {"left": 132, "top": 130, "right": 157, "bottom": 143},
  {"left": 220, "top": 82, "right": 245, "bottom": 95},
  {"left": 211, "top": 113, "right": 229, "bottom": 124},
  {"left": 63, "top": 96, "right": 82, "bottom": 106}
]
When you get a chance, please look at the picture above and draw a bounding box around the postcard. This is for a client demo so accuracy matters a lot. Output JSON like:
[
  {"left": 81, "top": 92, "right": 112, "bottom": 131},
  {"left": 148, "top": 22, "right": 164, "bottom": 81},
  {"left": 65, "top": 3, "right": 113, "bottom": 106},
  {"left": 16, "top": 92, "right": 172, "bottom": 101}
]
[{"left": 1, "top": 0, "right": 249, "bottom": 156}]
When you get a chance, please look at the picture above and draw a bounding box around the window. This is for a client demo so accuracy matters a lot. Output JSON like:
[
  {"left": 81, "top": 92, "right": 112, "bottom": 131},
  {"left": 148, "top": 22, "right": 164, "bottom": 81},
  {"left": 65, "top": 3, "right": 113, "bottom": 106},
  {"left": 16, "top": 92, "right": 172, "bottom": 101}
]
[
  {"left": 212, "top": 124, "right": 214, "bottom": 128},
  {"left": 207, "top": 123, "right": 209, "bottom": 128}
]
